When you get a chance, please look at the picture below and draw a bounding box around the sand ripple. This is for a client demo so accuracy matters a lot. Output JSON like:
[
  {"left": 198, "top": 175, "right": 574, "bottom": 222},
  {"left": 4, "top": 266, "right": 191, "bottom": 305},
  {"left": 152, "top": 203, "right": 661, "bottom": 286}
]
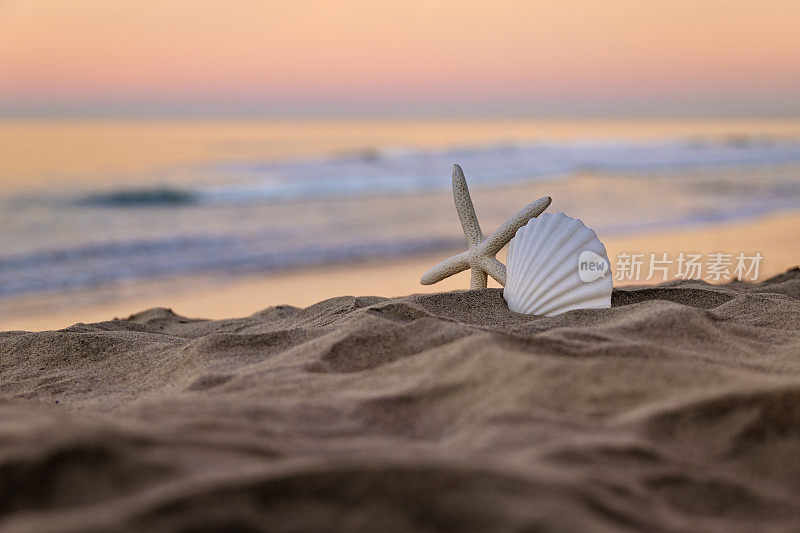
[{"left": 1, "top": 269, "right": 800, "bottom": 531}]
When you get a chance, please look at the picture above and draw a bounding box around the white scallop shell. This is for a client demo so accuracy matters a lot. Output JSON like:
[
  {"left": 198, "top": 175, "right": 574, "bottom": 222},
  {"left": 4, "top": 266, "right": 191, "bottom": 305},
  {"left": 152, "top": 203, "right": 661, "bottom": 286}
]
[{"left": 503, "top": 212, "right": 612, "bottom": 316}]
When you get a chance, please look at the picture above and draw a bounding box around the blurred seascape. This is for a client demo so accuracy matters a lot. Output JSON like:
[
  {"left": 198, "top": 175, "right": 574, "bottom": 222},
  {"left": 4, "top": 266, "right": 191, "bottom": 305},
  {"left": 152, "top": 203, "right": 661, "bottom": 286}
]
[{"left": 2, "top": 117, "right": 800, "bottom": 308}]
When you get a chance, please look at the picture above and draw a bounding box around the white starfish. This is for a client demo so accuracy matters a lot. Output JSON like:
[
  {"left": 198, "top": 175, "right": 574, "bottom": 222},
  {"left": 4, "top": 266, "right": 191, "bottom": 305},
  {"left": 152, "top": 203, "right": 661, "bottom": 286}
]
[{"left": 421, "top": 164, "right": 551, "bottom": 289}]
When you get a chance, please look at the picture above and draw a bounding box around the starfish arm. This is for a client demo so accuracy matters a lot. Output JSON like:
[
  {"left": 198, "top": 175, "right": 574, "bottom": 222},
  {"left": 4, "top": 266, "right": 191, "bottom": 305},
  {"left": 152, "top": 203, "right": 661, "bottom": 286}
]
[
  {"left": 420, "top": 251, "right": 470, "bottom": 285},
  {"left": 480, "top": 196, "right": 551, "bottom": 256},
  {"left": 479, "top": 256, "right": 507, "bottom": 286},
  {"left": 470, "top": 269, "right": 488, "bottom": 289},
  {"left": 452, "top": 164, "right": 483, "bottom": 248}
]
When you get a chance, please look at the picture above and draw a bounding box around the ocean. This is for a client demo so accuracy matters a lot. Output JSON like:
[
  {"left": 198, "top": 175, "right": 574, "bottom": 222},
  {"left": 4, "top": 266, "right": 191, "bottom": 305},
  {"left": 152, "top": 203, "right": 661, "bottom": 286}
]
[{"left": 2, "top": 118, "right": 800, "bottom": 300}]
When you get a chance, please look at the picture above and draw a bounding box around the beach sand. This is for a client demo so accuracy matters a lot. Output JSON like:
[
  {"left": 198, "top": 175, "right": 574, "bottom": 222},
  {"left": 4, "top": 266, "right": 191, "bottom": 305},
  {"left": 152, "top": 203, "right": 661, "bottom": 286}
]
[{"left": 1, "top": 268, "right": 800, "bottom": 531}]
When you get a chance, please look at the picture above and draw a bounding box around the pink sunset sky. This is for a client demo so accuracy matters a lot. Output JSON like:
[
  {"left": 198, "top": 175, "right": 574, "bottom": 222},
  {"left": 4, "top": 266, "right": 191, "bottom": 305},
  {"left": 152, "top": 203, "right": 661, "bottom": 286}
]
[{"left": 1, "top": 0, "right": 799, "bottom": 117}]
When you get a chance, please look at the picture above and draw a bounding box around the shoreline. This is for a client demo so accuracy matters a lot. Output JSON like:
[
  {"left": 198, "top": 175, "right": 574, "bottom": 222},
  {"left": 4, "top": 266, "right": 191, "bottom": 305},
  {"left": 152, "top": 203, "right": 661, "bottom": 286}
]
[{"left": 3, "top": 208, "right": 799, "bottom": 332}]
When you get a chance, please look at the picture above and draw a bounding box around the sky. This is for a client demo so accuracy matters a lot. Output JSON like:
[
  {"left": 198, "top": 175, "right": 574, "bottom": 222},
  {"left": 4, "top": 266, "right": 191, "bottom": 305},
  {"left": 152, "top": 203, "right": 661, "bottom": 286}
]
[{"left": 1, "top": 0, "right": 799, "bottom": 118}]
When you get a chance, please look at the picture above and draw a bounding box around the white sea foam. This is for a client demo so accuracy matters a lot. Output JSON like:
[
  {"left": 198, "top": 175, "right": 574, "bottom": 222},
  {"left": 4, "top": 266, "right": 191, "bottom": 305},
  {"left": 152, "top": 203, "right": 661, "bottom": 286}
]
[{"left": 192, "top": 138, "right": 800, "bottom": 203}]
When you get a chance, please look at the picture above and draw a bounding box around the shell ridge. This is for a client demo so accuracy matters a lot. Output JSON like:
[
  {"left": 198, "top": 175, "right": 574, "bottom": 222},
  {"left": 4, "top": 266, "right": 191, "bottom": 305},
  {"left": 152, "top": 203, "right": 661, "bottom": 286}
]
[
  {"left": 505, "top": 216, "right": 547, "bottom": 311},
  {"left": 526, "top": 269, "right": 588, "bottom": 313},
  {"left": 536, "top": 281, "right": 611, "bottom": 315},
  {"left": 537, "top": 285, "right": 603, "bottom": 315},
  {"left": 510, "top": 216, "right": 548, "bottom": 299},
  {"left": 507, "top": 214, "right": 564, "bottom": 310},
  {"left": 503, "top": 213, "right": 612, "bottom": 316},
  {"left": 515, "top": 228, "right": 598, "bottom": 307},
  {"left": 506, "top": 237, "right": 518, "bottom": 289}
]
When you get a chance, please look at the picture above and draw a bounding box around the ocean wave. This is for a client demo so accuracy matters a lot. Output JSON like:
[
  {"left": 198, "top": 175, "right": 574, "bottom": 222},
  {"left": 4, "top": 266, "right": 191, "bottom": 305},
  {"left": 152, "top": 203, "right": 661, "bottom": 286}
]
[
  {"left": 73, "top": 138, "right": 800, "bottom": 207},
  {"left": 0, "top": 235, "right": 460, "bottom": 298},
  {"left": 199, "top": 138, "right": 800, "bottom": 202},
  {"left": 77, "top": 187, "right": 198, "bottom": 207},
  {"left": 4, "top": 136, "right": 800, "bottom": 300}
]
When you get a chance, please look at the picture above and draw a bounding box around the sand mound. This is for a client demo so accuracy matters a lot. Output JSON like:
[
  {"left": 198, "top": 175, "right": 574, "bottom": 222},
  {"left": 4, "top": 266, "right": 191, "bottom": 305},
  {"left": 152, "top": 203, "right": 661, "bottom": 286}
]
[{"left": 1, "top": 269, "right": 800, "bottom": 531}]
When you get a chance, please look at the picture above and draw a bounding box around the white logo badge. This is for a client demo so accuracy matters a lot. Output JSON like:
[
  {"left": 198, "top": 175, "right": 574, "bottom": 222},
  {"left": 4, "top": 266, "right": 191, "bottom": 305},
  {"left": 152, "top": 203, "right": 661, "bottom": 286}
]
[{"left": 578, "top": 251, "right": 609, "bottom": 282}]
